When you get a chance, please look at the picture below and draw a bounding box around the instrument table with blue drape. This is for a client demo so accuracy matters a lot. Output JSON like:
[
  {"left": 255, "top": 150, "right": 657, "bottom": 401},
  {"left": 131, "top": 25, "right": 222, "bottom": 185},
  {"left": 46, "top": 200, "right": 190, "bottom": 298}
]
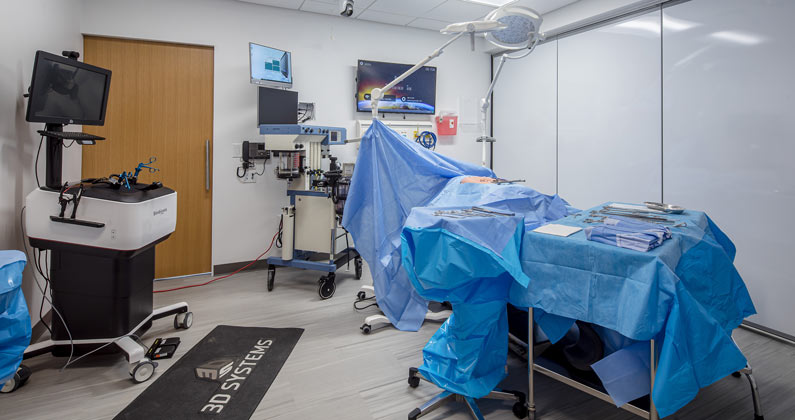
[{"left": 402, "top": 200, "right": 756, "bottom": 418}]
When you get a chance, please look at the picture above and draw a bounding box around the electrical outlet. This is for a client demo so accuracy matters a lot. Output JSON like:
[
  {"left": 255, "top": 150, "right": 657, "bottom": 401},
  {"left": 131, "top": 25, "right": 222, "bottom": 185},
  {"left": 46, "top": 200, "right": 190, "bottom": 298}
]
[
  {"left": 232, "top": 143, "right": 242, "bottom": 159},
  {"left": 240, "top": 169, "right": 256, "bottom": 183}
]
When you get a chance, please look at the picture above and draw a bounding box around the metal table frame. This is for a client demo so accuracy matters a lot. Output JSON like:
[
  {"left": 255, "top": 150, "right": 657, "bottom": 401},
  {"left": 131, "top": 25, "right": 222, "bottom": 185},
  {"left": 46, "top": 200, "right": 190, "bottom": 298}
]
[{"left": 525, "top": 308, "right": 765, "bottom": 420}]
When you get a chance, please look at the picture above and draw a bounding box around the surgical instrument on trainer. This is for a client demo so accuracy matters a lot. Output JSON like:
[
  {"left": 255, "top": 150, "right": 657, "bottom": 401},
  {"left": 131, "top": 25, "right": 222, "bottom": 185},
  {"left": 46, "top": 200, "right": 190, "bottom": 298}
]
[{"left": 471, "top": 206, "right": 515, "bottom": 217}]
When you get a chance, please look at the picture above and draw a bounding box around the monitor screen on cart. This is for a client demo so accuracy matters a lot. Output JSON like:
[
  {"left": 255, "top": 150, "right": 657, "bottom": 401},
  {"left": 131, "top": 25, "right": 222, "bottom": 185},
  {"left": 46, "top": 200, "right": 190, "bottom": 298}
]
[{"left": 25, "top": 50, "right": 112, "bottom": 126}]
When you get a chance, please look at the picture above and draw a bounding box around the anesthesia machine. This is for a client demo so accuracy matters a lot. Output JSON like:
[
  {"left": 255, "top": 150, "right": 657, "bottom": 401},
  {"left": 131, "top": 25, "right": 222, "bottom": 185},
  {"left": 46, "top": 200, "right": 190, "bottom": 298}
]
[{"left": 255, "top": 87, "right": 361, "bottom": 300}]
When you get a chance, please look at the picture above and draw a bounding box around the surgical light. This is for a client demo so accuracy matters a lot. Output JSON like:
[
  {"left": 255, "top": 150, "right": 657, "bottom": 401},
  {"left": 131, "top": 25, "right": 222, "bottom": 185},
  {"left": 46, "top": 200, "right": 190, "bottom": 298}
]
[
  {"left": 485, "top": 5, "right": 543, "bottom": 50},
  {"left": 369, "top": 5, "right": 544, "bottom": 168}
]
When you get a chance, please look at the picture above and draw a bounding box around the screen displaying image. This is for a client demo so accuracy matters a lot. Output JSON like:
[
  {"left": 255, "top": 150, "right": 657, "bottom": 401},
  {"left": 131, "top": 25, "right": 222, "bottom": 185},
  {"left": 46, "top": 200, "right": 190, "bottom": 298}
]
[
  {"left": 250, "top": 43, "right": 292, "bottom": 87},
  {"left": 26, "top": 51, "right": 111, "bottom": 125},
  {"left": 357, "top": 60, "right": 436, "bottom": 114}
]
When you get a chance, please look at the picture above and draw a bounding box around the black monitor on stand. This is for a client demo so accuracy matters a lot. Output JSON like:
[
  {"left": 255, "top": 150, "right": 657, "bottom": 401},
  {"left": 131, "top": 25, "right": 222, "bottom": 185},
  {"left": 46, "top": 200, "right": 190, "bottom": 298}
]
[{"left": 25, "top": 50, "right": 112, "bottom": 190}]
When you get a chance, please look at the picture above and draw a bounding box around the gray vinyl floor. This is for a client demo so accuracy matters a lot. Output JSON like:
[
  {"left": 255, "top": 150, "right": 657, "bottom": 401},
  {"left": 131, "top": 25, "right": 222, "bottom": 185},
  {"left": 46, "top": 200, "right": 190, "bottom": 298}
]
[{"left": 3, "top": 264, "right": 794, "bottom": 420}]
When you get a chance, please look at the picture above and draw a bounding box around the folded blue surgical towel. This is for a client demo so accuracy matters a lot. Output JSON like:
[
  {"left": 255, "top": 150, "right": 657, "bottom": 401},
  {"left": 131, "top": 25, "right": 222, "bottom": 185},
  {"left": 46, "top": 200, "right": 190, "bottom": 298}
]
[{"left": 585, "top": 217, "right": 671, "bottom": 252}]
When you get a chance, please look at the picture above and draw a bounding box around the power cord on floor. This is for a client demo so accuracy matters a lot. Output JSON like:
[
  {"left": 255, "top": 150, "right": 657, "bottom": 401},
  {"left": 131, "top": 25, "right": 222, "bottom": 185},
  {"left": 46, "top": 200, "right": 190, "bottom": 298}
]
[
  {"left": 154, "top": 223, "right": 282, "bottom": 293},
  {"left": 353, "top": 296, "right": 378, "bottom": 311}
]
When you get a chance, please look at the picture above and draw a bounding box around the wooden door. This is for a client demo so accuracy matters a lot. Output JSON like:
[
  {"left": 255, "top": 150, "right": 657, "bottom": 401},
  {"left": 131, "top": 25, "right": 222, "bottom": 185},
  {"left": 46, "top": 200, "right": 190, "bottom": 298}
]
[{"left": 82, "top": 36, "right": 213, "bottom": 279}]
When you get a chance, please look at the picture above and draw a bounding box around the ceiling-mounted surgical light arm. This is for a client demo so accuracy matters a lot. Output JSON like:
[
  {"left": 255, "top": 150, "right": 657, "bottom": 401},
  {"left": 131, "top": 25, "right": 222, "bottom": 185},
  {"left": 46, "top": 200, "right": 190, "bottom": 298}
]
[
  {"left": 370, "top": 20, "right": 507, "bottom": 119},
  {"left": 476, "top": 5, "right": 543, "bottom": 167},
  {"left": 478, "top": 35, "right": 543, "bottom": 165},
  {"left": 370, "top": 32, "right": 465, "bottom": 119}
]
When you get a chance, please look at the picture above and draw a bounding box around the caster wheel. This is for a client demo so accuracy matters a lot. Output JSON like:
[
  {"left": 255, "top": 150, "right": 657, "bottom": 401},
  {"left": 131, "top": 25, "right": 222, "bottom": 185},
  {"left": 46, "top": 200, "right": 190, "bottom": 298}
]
[
  {"left": 512, "top": 402, "right": 529, "bottom": 419},
  {"left": 1, "top": 375, "right": 20, "bottom": 394},
  {"left": 357, "top": 291, "right": 366, "bottom": 301},
  {"left": 267, "top": 266, "right": 275, "bottom": 292},
  {"left": 732, "top": 371, "right": 742, "bottom": 378},
  {"left": 318, "top": 276, "right": 336, "bottom": 300},
  {"left": 409, "top": 408, "right": 421, "bottom": 420},
  {"left": 174, "top": 311, "right": 193, "bottom": 329},
  {"left": 354, "top": 257, "right": 363, "bottom": 280},
  {"left": 130, "top": 359, "right": 158, "bottom": 384},
  {"left": 0, "top": 365, "right": 29, "bottom": 394},
  {"left": 361, "top": 323, "right": 372, "bottom": 334},
  {"left": 408, "top": 376, "right": 420, "bottom": 388}
]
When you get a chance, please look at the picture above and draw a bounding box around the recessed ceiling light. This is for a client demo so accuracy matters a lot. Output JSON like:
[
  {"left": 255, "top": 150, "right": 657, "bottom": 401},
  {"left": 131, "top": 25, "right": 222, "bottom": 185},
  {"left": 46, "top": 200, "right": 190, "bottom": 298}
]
[{"left": 461, "top": 0, "right": 516, "bottom": 7}]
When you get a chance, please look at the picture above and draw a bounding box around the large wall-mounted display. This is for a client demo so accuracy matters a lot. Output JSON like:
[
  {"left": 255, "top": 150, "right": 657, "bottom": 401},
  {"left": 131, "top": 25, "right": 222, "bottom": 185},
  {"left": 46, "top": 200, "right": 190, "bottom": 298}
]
[{"left": 356, "top": 59, "right": 436, "bottom": 115}]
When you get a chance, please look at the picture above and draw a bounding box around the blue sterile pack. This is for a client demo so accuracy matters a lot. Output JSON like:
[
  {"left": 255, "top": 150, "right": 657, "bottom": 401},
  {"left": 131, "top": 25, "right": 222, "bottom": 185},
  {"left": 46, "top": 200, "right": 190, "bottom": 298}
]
[{"left": 0, "top": 251, "right": 31, "bottom": 384}]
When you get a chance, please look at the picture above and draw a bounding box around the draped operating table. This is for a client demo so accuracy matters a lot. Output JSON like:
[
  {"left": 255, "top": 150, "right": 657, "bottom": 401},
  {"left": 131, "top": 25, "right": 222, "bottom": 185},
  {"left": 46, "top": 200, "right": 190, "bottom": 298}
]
[{"left": 344, "top": 120, "right": 763, "bottom": 419}]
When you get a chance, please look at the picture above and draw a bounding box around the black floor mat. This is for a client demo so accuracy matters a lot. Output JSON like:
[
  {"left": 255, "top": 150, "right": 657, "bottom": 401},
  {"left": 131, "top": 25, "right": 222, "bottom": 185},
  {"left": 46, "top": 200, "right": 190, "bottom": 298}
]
[{"left": 115, "top": 325, "right": 303, "bottom": 420}]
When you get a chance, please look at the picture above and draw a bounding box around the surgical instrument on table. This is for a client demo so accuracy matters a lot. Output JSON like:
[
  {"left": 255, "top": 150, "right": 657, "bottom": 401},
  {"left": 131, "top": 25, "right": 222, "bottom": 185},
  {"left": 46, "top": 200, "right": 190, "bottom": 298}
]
[
  {"left": 471, "top": 206, "right": 515, "bottom": 217},
  {"left": 495, "top": 179, "right": 526, "bottom": 185},
  {"left": 644, "top": 202, "right": 686, "bottom": 214},
  {"left": 594, "top": 209, "right": 681, "bottom": 225}
]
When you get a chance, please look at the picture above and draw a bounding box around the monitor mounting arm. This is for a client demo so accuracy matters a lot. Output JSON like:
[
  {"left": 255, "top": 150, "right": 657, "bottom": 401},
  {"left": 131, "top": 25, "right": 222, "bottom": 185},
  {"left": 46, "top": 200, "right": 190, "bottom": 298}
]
[{"left": 369, "top": 31, "right": 466, "bottom": 119}]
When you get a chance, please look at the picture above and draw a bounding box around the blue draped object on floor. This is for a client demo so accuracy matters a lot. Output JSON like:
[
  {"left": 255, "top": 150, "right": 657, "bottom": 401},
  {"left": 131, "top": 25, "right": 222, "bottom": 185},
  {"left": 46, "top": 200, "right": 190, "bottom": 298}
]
[
  {"left": 510, "top": 205, "right": 756, "bottom": 417},
  {"left": 401, "top": 181, "right": 571, "bottom": 398},
  {"left": 0, "top": 251, "right": 30, "bottom": 384},
  {"left": 341, "top": 119, "right": 494, "bottom": 331}
]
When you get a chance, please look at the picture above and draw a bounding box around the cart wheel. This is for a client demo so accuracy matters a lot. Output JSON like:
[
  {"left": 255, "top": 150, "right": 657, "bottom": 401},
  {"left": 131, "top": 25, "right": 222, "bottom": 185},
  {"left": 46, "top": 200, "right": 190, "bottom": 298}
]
[
  {"left": 732, "top": 371, "right": 742, "bottom": 378},
  {"left": 354, "top": 257, "right": 363, "bottom": 280},
  {"left": 409, "top": 408, "right": 421, "bottom": 420},
  {"left": 17, "top": 365, "right": 31, "bottom": 387},
  {"left": 361, "top": 323, "right": 372, "bottom": 335},
  {"left": 512, "top": 402, "right": 529, "bottom": 419},
  {"left": 357, "top": 291, "right": 367, "bottom": 301},
  {"left": 267, "top": 266, "right": 276, "bottom": 292},
  {"left": 408, "top": 375, "right": 420, "bottom": 388},
  {"left": 130, "top": 359, "right": 158, "bottom": 384},
  {"left": 318, "top": 275, "right": 336, "bottom": 300},
  {"left": 0, "top": 365, "right": 29, "bottom": 394},
  {"left": 174, "top": 311, "right": 193, "bottom": 329}
]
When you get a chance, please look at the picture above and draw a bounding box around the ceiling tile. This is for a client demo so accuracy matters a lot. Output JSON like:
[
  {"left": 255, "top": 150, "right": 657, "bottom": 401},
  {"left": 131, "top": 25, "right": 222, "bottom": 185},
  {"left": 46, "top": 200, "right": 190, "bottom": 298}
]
[
  {"left": 237, "top": 0, "right": 303, "bottom": 9},
  {"left": 368, "top": 0, "right": 447, "bottom": 16},
  {"left": 300, "top": 0, "right": 339, "bottom": 15},
  {"left": 424, "top": 0, "right": 495, "bottom": 23},
  {"left": 407, "top": 17, "right": 453, "bottom": 32},
  {"left": 356, "top": 9, "right": 417, "bottom": 25}
]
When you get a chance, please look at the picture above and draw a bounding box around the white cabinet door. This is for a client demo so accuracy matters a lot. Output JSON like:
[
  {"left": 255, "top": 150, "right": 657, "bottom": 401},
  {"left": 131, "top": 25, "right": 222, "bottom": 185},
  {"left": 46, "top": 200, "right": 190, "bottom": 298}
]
[
  {"left": 557, "top": 10, "right": 662, "bottom": 210},
  {"left": 492, "top": 41, "right": 558, "bottom": 196},
  {"left": 663, "top": 0, "right": 795, "bottom": 336}
]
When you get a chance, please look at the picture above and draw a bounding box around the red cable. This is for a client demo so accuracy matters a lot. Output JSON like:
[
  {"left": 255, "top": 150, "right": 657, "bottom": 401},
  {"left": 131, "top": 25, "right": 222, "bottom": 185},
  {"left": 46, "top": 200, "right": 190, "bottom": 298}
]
[{"left": 154, "top": 230, "right": 280, "bottom": 293}]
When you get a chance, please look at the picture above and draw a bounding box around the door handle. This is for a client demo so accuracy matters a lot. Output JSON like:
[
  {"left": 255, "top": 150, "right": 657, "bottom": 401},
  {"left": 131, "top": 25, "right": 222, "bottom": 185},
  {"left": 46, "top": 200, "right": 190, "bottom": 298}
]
[{"left": 205, "top": 139, "right": 210, "bottom": 192}]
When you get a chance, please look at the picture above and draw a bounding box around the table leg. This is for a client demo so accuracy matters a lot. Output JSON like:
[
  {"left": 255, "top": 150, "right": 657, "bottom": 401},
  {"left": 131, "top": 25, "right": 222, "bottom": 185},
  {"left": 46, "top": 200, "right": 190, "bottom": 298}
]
[
  {"left": 528, "top": 307, "right": 535, "bottom": 419},
  {"left": 650, "top": 339, "right": 659, "bottom": 420}
]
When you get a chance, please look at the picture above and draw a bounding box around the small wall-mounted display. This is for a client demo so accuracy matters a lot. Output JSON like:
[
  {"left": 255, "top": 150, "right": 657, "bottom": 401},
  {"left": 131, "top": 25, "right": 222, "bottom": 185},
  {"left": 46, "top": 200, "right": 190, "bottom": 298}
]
[
  {"left": 250, "top": 42, "right": 292, "bottom": 89},
  {"left": 356, "top": 59, "right": 437, "bottom": 115}
]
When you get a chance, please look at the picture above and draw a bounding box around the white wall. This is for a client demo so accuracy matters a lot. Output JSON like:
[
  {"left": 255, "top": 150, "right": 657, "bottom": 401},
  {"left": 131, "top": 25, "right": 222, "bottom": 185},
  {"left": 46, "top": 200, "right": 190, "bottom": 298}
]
[
  {"left": 0, "top": 0, "right": 83, "bottom": 321},
  {"left": 79, "top": 0, "right": 491, "bottom": 267}
]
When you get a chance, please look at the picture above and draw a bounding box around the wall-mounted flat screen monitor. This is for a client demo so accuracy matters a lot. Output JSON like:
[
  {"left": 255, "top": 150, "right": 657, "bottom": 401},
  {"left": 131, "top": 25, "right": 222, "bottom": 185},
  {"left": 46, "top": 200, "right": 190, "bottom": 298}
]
[
  {"left": 250, "top": 42, "right": 292, "bottom": 89},
  {"left": 25, "top": 50, "right": 112, "bottom": 125},
  {"left": 258, "top": 87, "right": 298, "bottom": 126},
  {"left": 356, "top": 59, "right": 437, "bottom": 115}
]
